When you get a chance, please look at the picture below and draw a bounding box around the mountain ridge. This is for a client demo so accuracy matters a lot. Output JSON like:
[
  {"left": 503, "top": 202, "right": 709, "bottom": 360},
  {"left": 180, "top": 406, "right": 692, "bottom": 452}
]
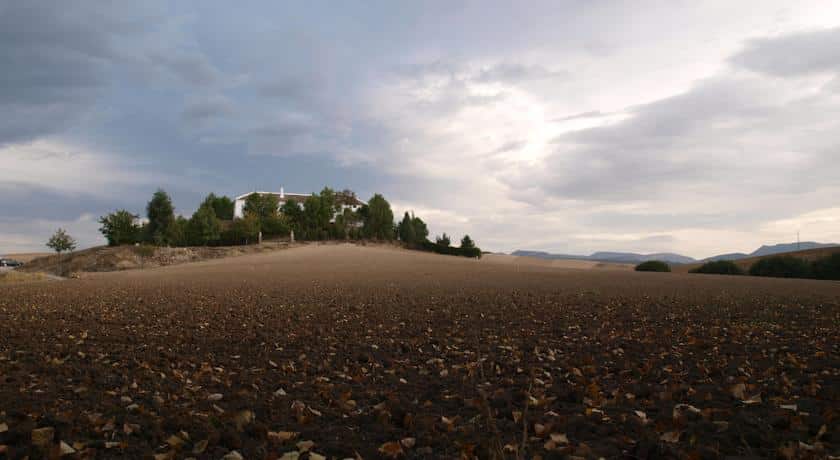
[{"left": 512, "top": 241, "right": 839, "bottom": 265}]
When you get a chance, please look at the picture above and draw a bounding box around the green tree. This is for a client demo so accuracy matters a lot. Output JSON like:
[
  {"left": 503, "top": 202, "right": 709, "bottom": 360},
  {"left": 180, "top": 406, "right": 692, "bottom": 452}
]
[
  {"left": 811, "top": 253, "right": 840, "bottom": 280},
  {"left": 98, "top": 210, "right": 140, "bottom": 246},
  {"left": 749, "top": 256, "right": 811, "bottom": 278},
  {"left": 147, "top": 189, "right": 176, "bottom": 245},
  {"left": 459, "top": 234, "right": 481, "bottom": 258},
  {"left": 280, "top": 199, "right": 304, "bottom": 234},
  {"left": 168, "top": 216, "right": 189, "bottom": 247},
  {"left": 436, "top": 233, "right": 451, "bottom": 247},
  {"left": 261, "top": 214, "right": 290, "bottom": 237},
  {"left": 398, "top": 212, "right": 417, "bottom": 244},
  {"left": 47, "top": 228, "right": 77, "bottom": 275},
  {"left": 187, "top": 204, "right": 221, "bottom": 245},
  {"left": 635, "top": 260, "right": 671, "bottom": 272},
  {"left": 363, "top": 194, "right": 394, "bottom": 240},
  {"left": 202, "top": 193, "right": 235, "bottom": 220},
  {"left": 411, "top": 215, "right": 429, "bottom": 243},
  {"left": 460, "top": 235, "right": 475, "bottom": 249},
  {"left": 334, "top": 207, "right": 361, "bottom": 239},
  {"left": 229, "top": 213, "right": 260, "bottom": 244},
  {"left": 243, "top": 193, "right": 280, "bottom": 222}
]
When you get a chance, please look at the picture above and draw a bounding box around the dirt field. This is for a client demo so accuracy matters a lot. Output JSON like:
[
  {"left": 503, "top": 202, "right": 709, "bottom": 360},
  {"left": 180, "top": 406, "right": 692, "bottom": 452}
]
[
  {"left": 481, "top": 254, "right": 633, "bottom": 271},
  {"left": 0, "top": 253, "right": 51, "bottom": 264},
  {"left": 0, "top": 244, "right": 837, "bottom": 459}
]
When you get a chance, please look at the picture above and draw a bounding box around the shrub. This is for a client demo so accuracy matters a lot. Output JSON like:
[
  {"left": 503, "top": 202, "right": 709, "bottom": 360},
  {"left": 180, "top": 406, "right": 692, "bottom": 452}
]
[
  {"left": 690, "top": 260, "right": 744, "bottom": 275},
  {"left": 748, "top": 256, "right": 811, "bottom": 278},
  {"left": 635, "top": 260, "right": 671, "bottom": 272},
  {"left": 99, "top": 210, "right": 141, "bottom": 246},
  {"left": 810, "top": 253, "right": 840, "bottom": 280}
]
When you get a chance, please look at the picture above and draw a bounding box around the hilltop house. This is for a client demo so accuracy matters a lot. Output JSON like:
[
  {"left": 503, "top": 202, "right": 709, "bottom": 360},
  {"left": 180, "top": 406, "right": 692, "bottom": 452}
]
[{"left": 233, "top": 187, "right": 365, "bottom": 220}]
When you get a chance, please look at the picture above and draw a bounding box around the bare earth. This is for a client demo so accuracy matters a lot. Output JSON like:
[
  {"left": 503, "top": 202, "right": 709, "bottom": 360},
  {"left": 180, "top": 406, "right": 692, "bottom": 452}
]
[
  {"left": 0, "top": 253, "right": 51, "bottom": 263},
  {"left": 0, "top": 244, "right": 838, "bottom": 459}
]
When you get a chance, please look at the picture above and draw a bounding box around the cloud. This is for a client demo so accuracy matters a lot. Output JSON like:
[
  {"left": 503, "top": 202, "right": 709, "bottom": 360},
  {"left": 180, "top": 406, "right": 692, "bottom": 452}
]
[
  {"left": 3, "top": 1, "right": 840, "bottom": 258},
  {"left": 0, "top": 214, "right": 103, "bottom": 254},
  {"left": 731, "top": 27, "right": 840, "bottom": 77},
  {"left": 0, "top": 140, "right": 162, "bottom": 196},
  {"left": 182, "top": 94, "right": 234, "bottom": 121},
  {"left": 0, "top": 2, "right": 115, "bottom": 145}
]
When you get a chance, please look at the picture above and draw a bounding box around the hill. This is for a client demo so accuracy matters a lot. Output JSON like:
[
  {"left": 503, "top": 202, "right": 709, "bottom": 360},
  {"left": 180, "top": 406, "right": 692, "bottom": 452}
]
[
  {"left": 512, "top": 250, "right": 696, "bottom": 265},
  {"left": 749, "top": 242, "right": 838, "bottom": 257},
  {"left": 679, "top": 245, "right": 840, "bottom": 273}
]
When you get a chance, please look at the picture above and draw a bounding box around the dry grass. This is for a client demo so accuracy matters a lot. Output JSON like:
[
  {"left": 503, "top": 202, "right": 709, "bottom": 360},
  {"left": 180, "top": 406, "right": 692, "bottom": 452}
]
[{"left": 0, "top": 270, "right": 53, "bottom": 284}]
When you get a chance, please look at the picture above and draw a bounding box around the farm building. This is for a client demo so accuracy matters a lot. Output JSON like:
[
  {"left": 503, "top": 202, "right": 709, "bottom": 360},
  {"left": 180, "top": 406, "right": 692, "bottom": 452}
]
[{"left": 233, "top": 187, "right": 365, "bottom": 220}]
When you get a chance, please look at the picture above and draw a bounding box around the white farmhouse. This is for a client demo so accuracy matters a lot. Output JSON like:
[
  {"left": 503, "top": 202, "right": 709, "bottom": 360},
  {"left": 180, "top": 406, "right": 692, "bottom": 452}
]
[{"left": 233, "top": 187, "right": 365, "bottom": 220}]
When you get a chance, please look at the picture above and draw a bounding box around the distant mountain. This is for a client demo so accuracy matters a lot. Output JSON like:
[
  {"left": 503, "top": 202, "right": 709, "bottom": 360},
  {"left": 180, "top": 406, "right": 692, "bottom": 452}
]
[
  {"left": 749, "top": 242, "right": 838, "bottom": 257},
  {"left": 513, "top": 242, "right": 840, "bottom": 266},
  {"left": 511, "top": 250, "right": 696, "bottom": 265}
]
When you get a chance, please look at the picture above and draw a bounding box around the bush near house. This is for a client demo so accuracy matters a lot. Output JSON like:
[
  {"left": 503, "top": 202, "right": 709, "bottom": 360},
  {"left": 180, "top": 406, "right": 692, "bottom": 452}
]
[
  {"left": 748, "top": 255, "right": 811, "bottom": 278},
  {"left": 635, "top": 260, "right": 671, "bottom": 272},
  {"left": 690, "top": 260, "right": 744, "bottom": 275}
]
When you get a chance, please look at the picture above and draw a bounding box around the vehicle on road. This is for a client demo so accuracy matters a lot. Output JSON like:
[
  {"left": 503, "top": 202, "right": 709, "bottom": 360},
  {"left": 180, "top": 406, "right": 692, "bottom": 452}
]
[{"left": 0, "top": 258, "right": 23, "bottom": 268}]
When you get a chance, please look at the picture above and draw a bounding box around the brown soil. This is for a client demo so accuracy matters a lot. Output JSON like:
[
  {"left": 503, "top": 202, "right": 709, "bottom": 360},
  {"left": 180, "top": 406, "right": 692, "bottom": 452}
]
[{"left": 0, "top": 244, "right": 837, "bottom": 459}]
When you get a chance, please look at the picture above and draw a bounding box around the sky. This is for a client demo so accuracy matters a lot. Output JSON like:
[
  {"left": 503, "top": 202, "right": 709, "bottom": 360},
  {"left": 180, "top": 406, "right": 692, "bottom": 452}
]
[{"left": 2, "top": 1, "right": 840, "bottom": 258}]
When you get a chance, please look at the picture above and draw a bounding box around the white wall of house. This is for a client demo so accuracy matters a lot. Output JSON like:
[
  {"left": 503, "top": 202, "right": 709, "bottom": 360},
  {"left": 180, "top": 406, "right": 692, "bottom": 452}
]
[{"left": 233, "top": 189, "right": 363, "bottom": 220}]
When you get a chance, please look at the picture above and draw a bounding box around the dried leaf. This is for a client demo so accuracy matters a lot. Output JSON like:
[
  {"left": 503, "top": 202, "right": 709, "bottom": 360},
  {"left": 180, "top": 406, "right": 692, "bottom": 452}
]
[
  {"left": 660, "top": 431, "right": 681, "bottom": 443},
  {"left": 379, "top": 441, "right": 404, "bottom": 458}
]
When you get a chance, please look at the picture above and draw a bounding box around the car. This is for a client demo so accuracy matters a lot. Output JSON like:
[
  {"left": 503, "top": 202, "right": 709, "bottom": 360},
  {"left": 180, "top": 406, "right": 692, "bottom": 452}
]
[{"left": 0, "top": 258, "right": 23, "bottom": 268}]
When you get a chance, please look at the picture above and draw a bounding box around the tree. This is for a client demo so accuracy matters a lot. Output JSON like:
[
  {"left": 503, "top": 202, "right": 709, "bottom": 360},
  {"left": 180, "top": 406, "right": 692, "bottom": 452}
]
[
  {"left": 202, "top": 193, "right": 235, "bottom": 220},
  {"left": 411, "top": 215, "right": 429, "bottom": 243},
  {"left": 749, "top": 256, "right": 811, "bottom": 278},
  {"left": 243, "top": 193, "right": 280, "bottom": 221},
  {"left": 147, "top": 189, "right": 176, "bottom": 245},
  {"left": 280, "top": 199, "right": 304, "bottom": 234},
  {"left": 635, "top": 260, "right": 671, "bottom": 272},
  {"left": 47, "top": 228, "right": 77, "bottom": 275},
  {"left": 398, "top": 212, "right": 416, "bottom": 244},
  {"left": 459, "top": 234, "right": 481, "bottom": 258},
  {"left": 168, "top": 216, "right": 189, "bottom": 247},
  {"left": 436, "top": 233, "right": 451, "bottom": 247},
  {"left": 187, "top": 204, "right": 221, "bottom": 245},
  {"left": 98, "top": 210, "right": 140, "bottom": 246},
  {"left": 229, "top": 213, "right": 260, "bottom": 245},
  {"left": 460, "top": 235, "right": 476, "bottom": 249},
  {"left": 363, "top": 194, "right": 394, "bottom": 240},
  {"left": 335, "top": 207, "right": 361, "bottom": 239}
]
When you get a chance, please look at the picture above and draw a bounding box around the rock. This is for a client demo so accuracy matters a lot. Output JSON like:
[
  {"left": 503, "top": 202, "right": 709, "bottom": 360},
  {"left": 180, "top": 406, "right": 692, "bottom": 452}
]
[
  {"left": 31, "top": 427, "right": 55, "bottom": 448},
  {"left": 59, "top": 441, "right": 76, "bottom": 456},
  {"left": 222, "top": 450, "right": 244, "bottom": 460}
]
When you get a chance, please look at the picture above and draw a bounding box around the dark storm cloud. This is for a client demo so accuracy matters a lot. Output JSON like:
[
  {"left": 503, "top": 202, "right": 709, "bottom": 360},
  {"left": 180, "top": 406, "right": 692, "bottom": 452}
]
[
  {"left": 731, "top": 27, "right": 840, "bottom": 77},
  {"left": 0, "top": 2, "right": 116, "bottom": 144}
]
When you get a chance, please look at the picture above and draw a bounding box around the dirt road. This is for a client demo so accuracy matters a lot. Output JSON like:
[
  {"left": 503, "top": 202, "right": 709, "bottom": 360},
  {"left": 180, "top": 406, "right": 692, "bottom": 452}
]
[{"left": 1, "top": 244, "right": 837, "bottom": 459}]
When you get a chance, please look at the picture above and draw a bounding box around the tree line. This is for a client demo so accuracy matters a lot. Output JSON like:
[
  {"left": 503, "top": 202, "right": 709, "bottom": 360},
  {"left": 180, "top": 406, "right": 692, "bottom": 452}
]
[{"left": 97, "top": 188, "right": 481, "bottom": 257}]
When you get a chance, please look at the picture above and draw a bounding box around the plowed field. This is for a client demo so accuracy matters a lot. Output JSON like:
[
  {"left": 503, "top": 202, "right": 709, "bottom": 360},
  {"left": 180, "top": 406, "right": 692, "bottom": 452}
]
[{"left": 1, "top": 245, "right": 837, "bottom": 459}]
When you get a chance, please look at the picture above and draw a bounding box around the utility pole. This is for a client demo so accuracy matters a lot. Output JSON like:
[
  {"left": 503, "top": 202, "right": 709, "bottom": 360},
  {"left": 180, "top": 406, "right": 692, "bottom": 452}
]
[{"left": 797, "top": 230, "right": 800, "bottom": 251}]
